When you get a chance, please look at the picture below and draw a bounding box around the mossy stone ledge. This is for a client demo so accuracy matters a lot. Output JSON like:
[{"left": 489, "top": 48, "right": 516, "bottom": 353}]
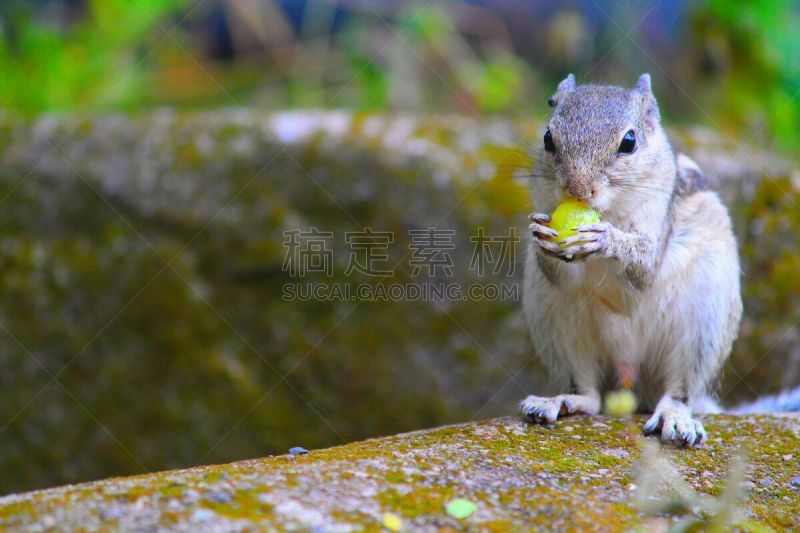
[
  {"left": 0, "top": 415, "right": 798, "bottom": 531},
  {"left": 0, "top": 109, "right": 798, "bottom": 496}
]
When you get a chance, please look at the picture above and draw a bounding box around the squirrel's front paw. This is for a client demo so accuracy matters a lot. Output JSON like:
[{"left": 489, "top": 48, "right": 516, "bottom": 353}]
[
  {"left": 643, "top": 408, "right": 706, "bottom": 448},
  {"left": 529, "top": 213, "right": 563, "bottom": 258},
  {"left": 558, "top": 221, "right": 613, "bottom": 261}
]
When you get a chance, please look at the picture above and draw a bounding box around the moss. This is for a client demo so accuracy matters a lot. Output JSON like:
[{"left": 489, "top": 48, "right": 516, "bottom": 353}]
[
  {"left": 0, "top": 416, "right": 798, "bottom": 530},
  {"left": 377, "top": 485, "right": 455, "bottom": 518},
  {"left": 413, "top": 120, "right": 457, "bottom": 148},
  {"left": 0, "top": 500, "right": 36, "bottom": 521},
  {"left": 383, "top": 470, "right": 408, "bottom": 484},
  {"left": 175, "top": 138, "right": 205, "bottom": 169},
  {"left": 200, "top": 489, "right": 274, "bottom": 522},
  {"left": 480, "top": 518, "right": 517, "bottom": 531},
  {"left": 157, "top": 483, "right": 185, "bottom": 499},
  {"left": 203, "top": 472, "right": 226, "bottom": 484},
  {"left": 216, "top": 124, "right": 244, "bottom": 143}
]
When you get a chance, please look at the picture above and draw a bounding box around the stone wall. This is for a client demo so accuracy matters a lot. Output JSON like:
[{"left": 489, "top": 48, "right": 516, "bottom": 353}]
[
  {"left": 0, "top": 110, "right": 796, "bottom": 494},
  {"left": 0, "top": 415, "right": 798, "bottom": 531}
]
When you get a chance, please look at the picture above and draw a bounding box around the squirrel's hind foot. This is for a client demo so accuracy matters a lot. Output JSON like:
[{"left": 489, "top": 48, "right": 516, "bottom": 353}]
[{"left": 643, "top": 397, "right": 706, "bottom": 448}]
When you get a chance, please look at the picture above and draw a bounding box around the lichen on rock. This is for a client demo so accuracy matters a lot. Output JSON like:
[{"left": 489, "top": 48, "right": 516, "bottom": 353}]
[{"left": 0, "top": 415, "right": 798, "bottom": 531}]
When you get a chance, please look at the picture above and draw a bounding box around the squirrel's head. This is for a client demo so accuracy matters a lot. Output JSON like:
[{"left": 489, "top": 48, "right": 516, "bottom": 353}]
[{"left": 542, "top": 73, "right": 673, "bottom": 211}]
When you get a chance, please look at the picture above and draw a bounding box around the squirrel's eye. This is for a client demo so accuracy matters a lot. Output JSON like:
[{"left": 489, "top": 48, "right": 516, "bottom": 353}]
[
  {"left": 618, "top": 130, "right": 636, "bottom": 154},
  {"left": 544, "top": 129, "right": 555, "bottom": 153}
]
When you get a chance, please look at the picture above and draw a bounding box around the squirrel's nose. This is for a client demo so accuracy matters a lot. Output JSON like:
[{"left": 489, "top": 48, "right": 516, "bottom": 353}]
[{"left": 563, "top": 180, "right": 593, "bottom": 200}]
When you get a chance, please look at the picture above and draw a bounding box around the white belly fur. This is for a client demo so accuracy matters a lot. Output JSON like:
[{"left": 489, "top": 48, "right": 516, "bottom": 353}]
[{"left": 523, "top": 191, "right": 740, "bottom": 410}]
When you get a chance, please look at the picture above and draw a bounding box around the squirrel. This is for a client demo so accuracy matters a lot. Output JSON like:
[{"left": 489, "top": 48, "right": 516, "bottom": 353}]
[{"left": 519, "top": 73, "right": 799, "bottom": 448}]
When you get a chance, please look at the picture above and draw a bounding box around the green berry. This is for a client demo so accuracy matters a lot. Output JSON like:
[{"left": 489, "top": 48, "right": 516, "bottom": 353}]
[{"left": 550, "top": 199, "right": 601, "bottom": 248}]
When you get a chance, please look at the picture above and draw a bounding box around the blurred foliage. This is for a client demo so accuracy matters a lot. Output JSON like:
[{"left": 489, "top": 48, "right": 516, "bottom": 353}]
[
  {"left": 0, "top": 0, "right": 798, "bottom": 154},
  {"left": 396, "top": 6, "right": 531, "bottom": 113},
  {"left": 0, "top": 1, "right": 535, "bottom": 115},
  {"left": 0, "top": 0, "right": 187, "bottom": 115},
  {"left": 691, "top": 0, "right": 800, "bottom": 152}
]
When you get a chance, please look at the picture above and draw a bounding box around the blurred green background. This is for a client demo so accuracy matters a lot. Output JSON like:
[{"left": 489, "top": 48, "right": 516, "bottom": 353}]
[
  {"left": 0, "top": 0, "right": 798, "bottom": 495},
  {"left": 1, "top": 0, "right": 798, "bottom": 151}
]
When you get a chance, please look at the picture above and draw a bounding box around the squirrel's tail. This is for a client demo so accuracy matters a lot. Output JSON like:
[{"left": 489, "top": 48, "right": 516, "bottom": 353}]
[{"left": 727, "top": 386, "right": 800, "bottom": 414}]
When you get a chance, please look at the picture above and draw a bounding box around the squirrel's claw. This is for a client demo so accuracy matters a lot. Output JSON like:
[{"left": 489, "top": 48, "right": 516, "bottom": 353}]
[
  {"left": 574, "top": 222, "right": 612, "bottom": 233},
  {"left": 529, "top": 212, "right": 558, "bottom": 240},
  {"left": 530, "top": 215, "right": 563, "bottom": 259},
  {"left": 529, "top": 212, "right": 552, "bottom": 224},
  {"left": 562, "top": 241, "right": 603, "bottom": 258},
  {"left": 532, "top": 235, "right": 563, "bottom": 258},
  {"left": 559, "top": 234, "right": 599, "bottom": 247},
  {"left": 519, "top": 394, "right": 576, "bottom": 424},
  {"left": 558, "top": 222, "right": 613, "bottom": 260},
  {"left": 643, "top": 408, "right": 706, "bottom": 448},
  {"left": 529, "top": 222, "right": 558, "bottom": 238}
]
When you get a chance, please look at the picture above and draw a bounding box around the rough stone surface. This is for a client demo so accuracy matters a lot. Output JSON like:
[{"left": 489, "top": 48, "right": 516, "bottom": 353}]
[{"left": 0, "top": 415, "right": 798, "bottom": 531}]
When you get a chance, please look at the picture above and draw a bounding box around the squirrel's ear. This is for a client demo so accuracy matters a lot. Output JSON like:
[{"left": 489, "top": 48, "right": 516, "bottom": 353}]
[
  {"left": 635, "top": 73, "right": 652, "bottom": 95},
  {"left": 635, "top": 73, "right": 660, "bottom": 127},
  {"left": 549, "top": 74, "right": 576, "bottom": 107},
  {"left": 558, "top": 73, "right": 576, "bottom": 93}
]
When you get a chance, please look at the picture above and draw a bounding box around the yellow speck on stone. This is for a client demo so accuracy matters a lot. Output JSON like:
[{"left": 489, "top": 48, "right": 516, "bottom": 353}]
[
  {"left": 550, "top": 199, "right": 601, "bottom": 248},
  {"left": 383, "top": 512, "right": 402, "bottom": 531}
]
